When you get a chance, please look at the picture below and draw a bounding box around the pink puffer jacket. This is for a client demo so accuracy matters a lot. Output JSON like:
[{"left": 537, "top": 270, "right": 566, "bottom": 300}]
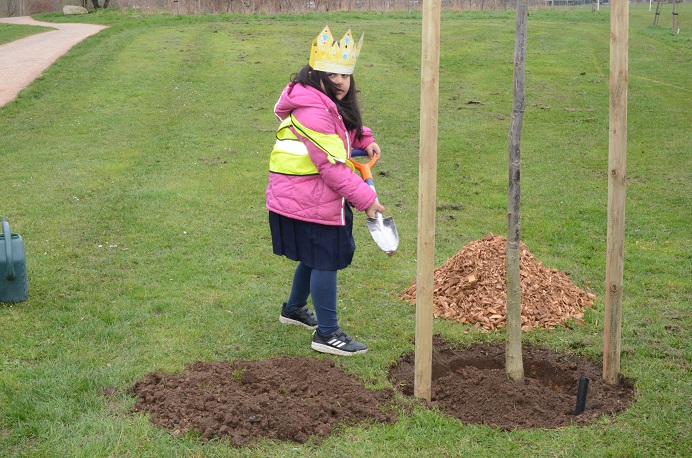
[{"left": 266, "top": 82, "right": 378, "bottom": 226}]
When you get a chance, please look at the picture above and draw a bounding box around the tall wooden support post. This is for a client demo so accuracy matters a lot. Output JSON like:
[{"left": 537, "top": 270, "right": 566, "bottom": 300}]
[
  {"left": 414, "top": 0, "right": 441, "bottom": 401},
  {"left": 604, "top": 0, "right": 628, "bottom": 386},
  {"left": 506, "top": 0, "right": 528, "bottom": 384},
  {"left": 672, "top": 0, "right": 679, "bottom": 34}
]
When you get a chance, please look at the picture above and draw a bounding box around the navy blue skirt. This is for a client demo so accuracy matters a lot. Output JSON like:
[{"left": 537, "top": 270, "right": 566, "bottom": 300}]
[{"left": 269, "top": 205, "right": 355, "bottom": 271}]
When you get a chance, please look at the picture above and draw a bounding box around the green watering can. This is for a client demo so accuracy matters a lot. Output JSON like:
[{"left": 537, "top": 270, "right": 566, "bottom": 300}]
[{"left": 1, "top": 216, "right": 28, "bottom": 303}]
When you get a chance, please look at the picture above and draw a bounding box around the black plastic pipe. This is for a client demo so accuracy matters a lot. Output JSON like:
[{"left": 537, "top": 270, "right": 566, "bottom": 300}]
[{"left": 575, "top": 376, "right": 590, "bottom": 415}]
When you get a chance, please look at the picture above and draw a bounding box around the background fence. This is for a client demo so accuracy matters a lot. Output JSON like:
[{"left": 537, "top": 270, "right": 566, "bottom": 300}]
[{"left": 1, "top": 0, "right": 609, "bottom": 17}]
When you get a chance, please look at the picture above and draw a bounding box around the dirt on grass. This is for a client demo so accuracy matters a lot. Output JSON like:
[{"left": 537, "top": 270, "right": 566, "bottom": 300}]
[
  {"left": 127, "top": 339, "right": 634, "bottom": 446},
  {"left": 127, "top": 356, "right": 399, "bottom": 446},
  {"left": 127, "top": 236, "right": 634, "bottom": 445},
  {"left": 388, "top": 336, "right": 634, "bottom": 430}
]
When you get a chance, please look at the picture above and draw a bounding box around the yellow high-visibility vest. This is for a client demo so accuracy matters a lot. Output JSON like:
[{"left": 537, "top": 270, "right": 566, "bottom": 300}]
[{"left": 269, "top": 114, "right": 354, "bottom": 176}]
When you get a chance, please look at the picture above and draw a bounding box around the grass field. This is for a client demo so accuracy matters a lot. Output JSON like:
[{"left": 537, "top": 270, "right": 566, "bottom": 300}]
[
  {"left": 0, "top": 23, "right": 53, "bottom": 45},
  {"left": 1, "top": 5, "right": 690, "bottom": 457}
]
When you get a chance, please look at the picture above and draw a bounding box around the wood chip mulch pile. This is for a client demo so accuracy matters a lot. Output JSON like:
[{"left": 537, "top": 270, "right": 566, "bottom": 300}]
[{"left": 400, "top": 235, "right": 596, "bottom": 331}]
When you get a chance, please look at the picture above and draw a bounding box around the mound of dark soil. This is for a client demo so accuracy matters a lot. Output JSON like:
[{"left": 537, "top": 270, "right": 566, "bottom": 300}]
[
  {"left": 387, "top": 336, "right": 635, "bottom": 430},
  {"left": 127, "top": 338, "right": 634, "bottom": 446},
  {"left": 127, "top": 355, "right": 398, "bottom": 446}
]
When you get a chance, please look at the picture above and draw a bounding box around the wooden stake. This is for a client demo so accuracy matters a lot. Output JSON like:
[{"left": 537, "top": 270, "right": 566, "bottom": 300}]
[
  {"left": 506, "top": 0, "right": 528, "bottom": 385},
  {"left": 604, "top": 0, "right": 628, "bottom": 386},
  {"left": 672, "top": 0, "right": 679, "bottom": 35},
  {"left": 414, "top": 0, "right": 441, "bottom": 402}
]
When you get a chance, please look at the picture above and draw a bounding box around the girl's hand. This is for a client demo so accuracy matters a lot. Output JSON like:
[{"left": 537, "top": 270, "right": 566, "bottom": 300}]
[
  {"left": 366, "top": 199, "right": 385, "bottom": 219},
  {"left": 365, "top": 142, "right": 381, "bottom": 158}
]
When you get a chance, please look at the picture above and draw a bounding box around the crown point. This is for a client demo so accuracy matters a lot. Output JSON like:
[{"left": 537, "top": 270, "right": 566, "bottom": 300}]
[{"left": 308, "top": 24, "right": 363, "bottom": 74}]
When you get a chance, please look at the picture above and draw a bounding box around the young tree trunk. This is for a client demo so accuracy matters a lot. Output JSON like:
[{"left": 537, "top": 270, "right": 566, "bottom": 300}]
[{"left": 506, "top": 0, "right": 528, "bottom": 385}]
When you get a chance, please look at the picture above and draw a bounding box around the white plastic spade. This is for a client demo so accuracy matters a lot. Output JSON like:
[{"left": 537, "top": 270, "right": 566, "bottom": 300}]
[{"left": 350, "top": 149, "right": 399, "bottom": 255}]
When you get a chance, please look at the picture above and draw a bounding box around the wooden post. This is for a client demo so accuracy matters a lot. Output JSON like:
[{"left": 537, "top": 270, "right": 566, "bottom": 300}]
[
  {"left": 414, "top": 0, "right": 441, "bottom": 402},
  {"left": 506, "top": 0, "right": 528, "bottom": 385},
  {"left": 672, "top": 0, "right": 679, "bottom": 35},
  {"left": 604, "top": 0, "right": 628, "bottom": 386}
]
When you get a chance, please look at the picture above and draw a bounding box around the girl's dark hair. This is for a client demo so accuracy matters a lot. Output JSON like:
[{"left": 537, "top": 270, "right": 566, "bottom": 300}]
[{"left": 292, "top": 65, "right": 363, "bottom": 138}]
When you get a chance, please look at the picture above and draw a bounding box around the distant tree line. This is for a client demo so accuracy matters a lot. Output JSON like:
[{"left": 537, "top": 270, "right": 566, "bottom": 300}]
[
  {"left": 1, "top": 0, "right": 552, "bottom": 16},
  {"left": 123, "top": 0, "right": 542, "bottom": 14},
  {"left": 5, "top": 0, "right": 661, "bottom": 17}
]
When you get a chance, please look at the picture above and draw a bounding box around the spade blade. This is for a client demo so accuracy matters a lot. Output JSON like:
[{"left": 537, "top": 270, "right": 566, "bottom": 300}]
[{"left": 366, "top": 212, "right": 399, "bottom": 255}]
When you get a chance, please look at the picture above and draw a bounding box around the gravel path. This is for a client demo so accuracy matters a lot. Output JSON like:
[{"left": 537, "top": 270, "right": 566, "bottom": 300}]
[{"left": 0, "top": 16, "right": 107, "bottom": 106}]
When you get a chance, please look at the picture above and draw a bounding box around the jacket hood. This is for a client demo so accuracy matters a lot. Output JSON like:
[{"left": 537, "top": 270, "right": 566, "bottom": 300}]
[{"left": 274, "top": 82, "right": 336, "bottom": 120}]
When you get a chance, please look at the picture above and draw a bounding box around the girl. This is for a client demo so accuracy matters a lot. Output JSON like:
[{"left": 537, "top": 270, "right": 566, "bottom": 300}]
[{"left": 266, "top": 25, "right": 384, "bottom": 356}]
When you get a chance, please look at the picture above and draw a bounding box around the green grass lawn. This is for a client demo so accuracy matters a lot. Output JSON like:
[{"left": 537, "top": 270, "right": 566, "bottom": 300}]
[
  {"left": 1, "top": 5, "right": 690, "bottom": 456},
  {"left": 0, "top": 23, "right": 54, "bottom": 45}
]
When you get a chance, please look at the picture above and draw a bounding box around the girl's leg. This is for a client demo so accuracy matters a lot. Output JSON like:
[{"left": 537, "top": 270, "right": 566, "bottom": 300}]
[
  {"left": 286, "top": 262, "right": 312, "bottom": 311},
  {"left": 310, "top": 269, "right": 339, "bottom": 335}
]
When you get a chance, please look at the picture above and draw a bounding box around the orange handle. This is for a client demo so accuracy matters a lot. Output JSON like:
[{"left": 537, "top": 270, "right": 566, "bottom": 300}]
[{"left": 350, "top": 151, "right": 379, "bottom": 183}]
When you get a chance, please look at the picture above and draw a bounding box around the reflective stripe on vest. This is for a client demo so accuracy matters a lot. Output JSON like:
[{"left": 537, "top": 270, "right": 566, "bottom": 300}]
[{"left": 269, "top": 114, "right": 354, "bottom": 176}]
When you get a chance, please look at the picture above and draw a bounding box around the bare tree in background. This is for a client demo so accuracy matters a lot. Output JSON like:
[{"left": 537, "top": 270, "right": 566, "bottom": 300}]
[
  {"left": 75, "top": 0, "right": 111, "bottom": 8},
  {"left": 1, "top": 0, "right": 29, "bottom": 16}
]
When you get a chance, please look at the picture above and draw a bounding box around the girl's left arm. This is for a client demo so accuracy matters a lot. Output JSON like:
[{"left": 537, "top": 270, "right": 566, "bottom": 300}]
[{"left": 364, "top": 141, "right": 380, "bottom": 157}]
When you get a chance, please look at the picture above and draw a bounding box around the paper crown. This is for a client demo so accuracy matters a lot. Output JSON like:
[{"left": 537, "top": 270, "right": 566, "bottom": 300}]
[{"left": 309, "top": 25, "right": 363, "bottom": 74}]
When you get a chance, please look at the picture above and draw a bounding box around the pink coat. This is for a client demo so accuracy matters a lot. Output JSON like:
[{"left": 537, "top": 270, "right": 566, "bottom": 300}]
[{"left": 266, "top": 82, "right": 378, "bottom": 226}]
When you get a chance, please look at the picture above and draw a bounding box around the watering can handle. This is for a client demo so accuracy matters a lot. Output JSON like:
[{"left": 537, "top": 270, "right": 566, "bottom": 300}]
[{"left": 2, "top": 216, "right": 15, "bottom": 281}]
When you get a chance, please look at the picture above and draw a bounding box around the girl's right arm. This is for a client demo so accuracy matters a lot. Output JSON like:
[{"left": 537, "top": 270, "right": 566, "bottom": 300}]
[
  {"left": 309, "top": 140, "right": 378, "bottom": 212},
  {"left": 365, "top": 199, "right": 385, "bottom": 218}
]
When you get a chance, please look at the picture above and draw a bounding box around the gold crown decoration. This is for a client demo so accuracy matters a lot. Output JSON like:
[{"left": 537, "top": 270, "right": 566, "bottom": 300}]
[{"left": 309, "top": 25, "right": 363, "bottom": 74}]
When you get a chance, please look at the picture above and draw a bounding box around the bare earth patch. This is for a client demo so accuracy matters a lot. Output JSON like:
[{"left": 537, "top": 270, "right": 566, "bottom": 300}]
[
  {"left": 128, "top": 340, "right": 634, "bottom": 446},
  {"left": 127, "top": 237, "right": 633, "bottom": 445},
  {"left": 127, "top": 356, "right": 399, "bottom": 446},
  {"left": 387, "top": 336, "right": 634, "bottom": 430}
]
